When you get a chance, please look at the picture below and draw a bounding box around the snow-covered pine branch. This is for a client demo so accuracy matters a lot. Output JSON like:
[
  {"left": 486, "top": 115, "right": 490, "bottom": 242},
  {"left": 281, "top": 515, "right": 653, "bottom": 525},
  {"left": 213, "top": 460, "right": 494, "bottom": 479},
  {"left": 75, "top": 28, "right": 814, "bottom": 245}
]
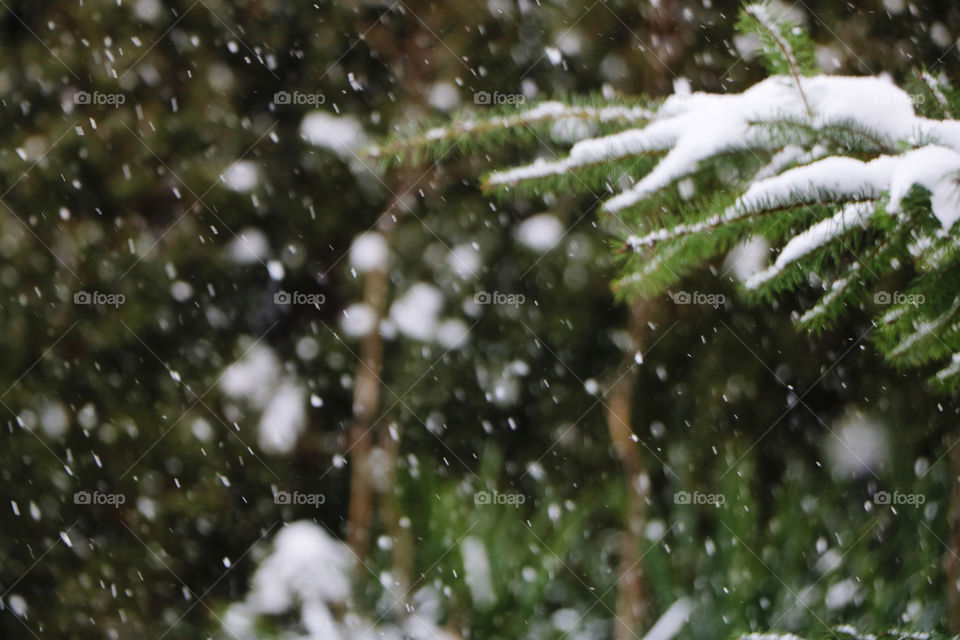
[{"left": 378, "top": 1, "right": 960, "bottom": 390}]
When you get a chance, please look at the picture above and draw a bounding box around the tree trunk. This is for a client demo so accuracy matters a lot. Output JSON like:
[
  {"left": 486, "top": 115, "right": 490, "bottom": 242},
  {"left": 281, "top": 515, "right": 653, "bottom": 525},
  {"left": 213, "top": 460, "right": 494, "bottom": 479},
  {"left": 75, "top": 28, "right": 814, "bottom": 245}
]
[
  {"left": 946, "top": 433, "right": 960, "bottom": 633},
  {"left": 609, "top": 301, "right": 653, "bottom": 640},
  {"left": 345, "top": 195, "right": 400, "bottom": 563}
]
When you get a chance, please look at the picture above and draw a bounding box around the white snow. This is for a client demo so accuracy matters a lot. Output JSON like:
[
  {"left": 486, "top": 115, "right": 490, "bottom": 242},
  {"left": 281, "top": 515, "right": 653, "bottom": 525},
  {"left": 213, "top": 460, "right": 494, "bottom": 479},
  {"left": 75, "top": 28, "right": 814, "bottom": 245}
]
[
  {"left": 436, "top": 318, "right": 469, "bottom": 349},
  {"left": 489, "top": 74, "right": 960, "bottom": 239},
  {"left": 257, "top": 380, "right": 307, "bottom": 455},
  {"left": 825, "top": 579, "right": 858, "bottom": 609},
  {"left": 220, "top": 344, "right": 281, "bottom": 408},
  {"left": 300, "top": 111, "right": 369, "bottom": 160},
  {"left": 389, "top": 283, "right": 444, "bottom": 342},
  {"left": 447, "top": 244, "right": 482, "bottom": 279},
  {"left": 349, "top": 232, "right": 389, "bottom": 273},
  {"left": 6, "top": 595, "right": 27, "bottom": 617},
  {"left": 745, "top": 201, "right": 874, "bottom": 289},
  {"left": 825, "top": 411, "right": 887, "bottom": 477},
  {"left": 240, "top": 521, "right": 352, "bottom": 639},
  {"left": 341, "top": 302, "right": 378, "bottom": 338},
  {"left": 225, "top": 522, "right": 457, "bottom": 640},
  {"left": 219, "top": 343, "right": 310, "bottom": 455},
  {"left": 221, "top": 160, "right": 259, "bottom": 192},
  {"left": 461, "top": 536, "right": 495, "bottom": 608},
  {"left": 39, "top": 400, "right": 69, "bottom": 439},
  {"left": 723, "top": 235, "right": 771, "bottom": 282},
  {"left": 639, "top": 597, "right": 692, "bottom": 640},
  {"left": 228, "top": 228, "right": 269, "bottom": 264},
  {"left": 428, "top": 82, "right": 460, "bottom": 111},
  {"left": 887, "top": 145, "right": 960, "bottom": 228},
  {"left": 515, "top": 213, "right": 564, "bottom": 251}
]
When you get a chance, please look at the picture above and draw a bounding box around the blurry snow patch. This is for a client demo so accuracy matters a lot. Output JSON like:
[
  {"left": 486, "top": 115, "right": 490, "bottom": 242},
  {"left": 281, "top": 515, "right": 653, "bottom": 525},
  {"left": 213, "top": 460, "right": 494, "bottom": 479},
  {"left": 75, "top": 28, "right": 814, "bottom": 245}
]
[
  {"left": 220, "top": 343, "right": 308, "bottom": 455},
  {"left": 170, "top": 280, "right": 193, "bottom": 301},
  {"left": 825, "top": 410, "right": 887, "bottom": 478},
  {"left": 640, "top": 597, "right": 691, "bottom": 640},
  {"left": 436, "top": 319, "right": 469, "bottom": 350},
  {"left": 228, "top": 228, "right": 269, "bottom": 264},
  {"left": 258, "top": 380, "right": 307, "bottom": 455},
  {"left": 38, "top": 399, "right": 69, "bottom": 439},
  {"left": 389, "top": 283, "right": 443, "bottom": 342},
  {"left": 349, "top": 232, "right": 389, "bottom": 273},
  {"left": 825, "top": 579, "right": 858, "bottom": 609},
  {"left": 225, "top": 522, "right": 456, "bottom": 640},
  {"left": 136, "top": 496, "right": 157, "bottom": 520},
  {"left": 221, "top": 160, "right": 259, "bottom": 192},
  {"left": 461, "top": 537, "right": 495, "bottom": 608},
  {"left": 515, "top": 213, "right": 564, "bottom": 252},
  {"left": 888, "top": 145, "right": 960, "bottom": 229},
  {"left": 267, "top": 260, "right": 285, "bottom": 281},
  {"left": 815, "top": 44, "right": 844, "bottom": 73},
  {"left": 6, "top": 594, "right": 27, "bottom": 617},
  {"left": 300, "top": 111, "right": 368, "bottom": 160},
  {"left": 545, "top": 46, "right": 563, "bottom": 66},
  {"left": 225, "top": 522, "right": 352, "bottom": 639},
  {"left": 448, "top": 244, "right": 481, "bottom": 279},
  {"left": 190, "top": 417, "right": 214, "bottom": 442},
  {"left": 220, "top": 344, "right": 281, "bottom": 408},
  {"left": 931, "top": 23, "right": 953, "bottom": 49},
  {"left": 723, "top": 235, "right": 770, "bottom": 282},
  {"left": 341, "top": 302, "right": 378, "bottom": 338},
  {"left": 551, "top": 609, "right": 581, "bottom": 632},
  {"left": 250, "top": 522, "right": 352, "bottom": 608},
  {"left": 134, "top": 0, "right": 163, "bottom": 22},
  {"left": 428, "top": 82, "right": 460, "bottom": 111},
  {"left": 882, "top": 0, "right": 906, "bottom": 13},
  {"left": 477, "top": 360, "right": 529, "bottom": 408},
  {"left": 551, "top": 117, "right": 594, "bottom": 144}
]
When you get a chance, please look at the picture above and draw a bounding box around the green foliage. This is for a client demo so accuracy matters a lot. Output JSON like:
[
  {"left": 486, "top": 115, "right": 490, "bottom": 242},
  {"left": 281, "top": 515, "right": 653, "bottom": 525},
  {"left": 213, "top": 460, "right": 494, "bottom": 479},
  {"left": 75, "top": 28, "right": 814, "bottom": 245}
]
[
  {"left": 737, "top": 3, "right": 818, "bottom": 80},
  {"left": 381, "top": 2, "right": 960, "bottom": 392}
]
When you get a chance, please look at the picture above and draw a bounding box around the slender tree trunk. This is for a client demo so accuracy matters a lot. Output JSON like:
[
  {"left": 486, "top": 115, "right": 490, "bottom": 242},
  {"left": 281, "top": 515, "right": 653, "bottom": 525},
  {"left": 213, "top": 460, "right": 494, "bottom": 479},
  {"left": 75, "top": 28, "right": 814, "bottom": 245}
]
[
  {"left": 609, "top": 301, "right": 653, "bottom": 640},
  {"left": 346, "top": 195, "right": 401, "bottom": 563},
  {"left": 379, "top": 421, "right": 414, "bottom": 603},
  {"left": 946, "top": 433, "right": 960, "bottom": 633}
]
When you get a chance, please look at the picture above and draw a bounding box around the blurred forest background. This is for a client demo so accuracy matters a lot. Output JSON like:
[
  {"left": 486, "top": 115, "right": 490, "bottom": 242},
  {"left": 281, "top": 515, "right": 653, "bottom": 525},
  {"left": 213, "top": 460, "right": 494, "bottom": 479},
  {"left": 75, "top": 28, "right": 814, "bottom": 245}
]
[{"left": 2, "top": 0, "right": 960, "bottom": 639}]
